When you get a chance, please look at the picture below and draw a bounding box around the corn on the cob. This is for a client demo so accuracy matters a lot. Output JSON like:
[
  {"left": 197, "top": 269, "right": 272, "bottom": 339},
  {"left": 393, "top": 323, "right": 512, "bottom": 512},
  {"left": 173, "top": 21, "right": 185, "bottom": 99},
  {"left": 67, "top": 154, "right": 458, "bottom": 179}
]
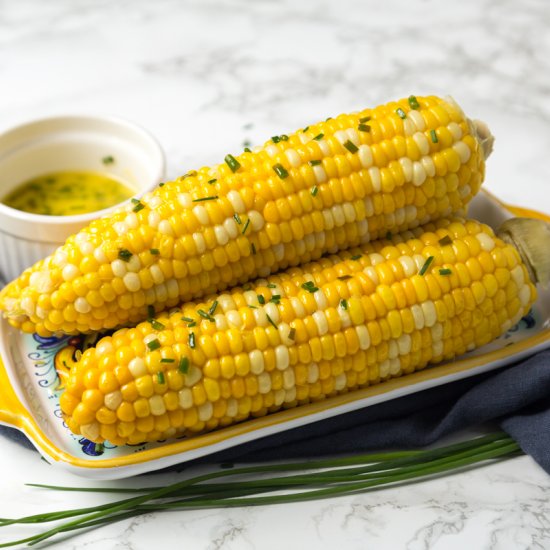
[
  {"left": 0, "top": 95, "right": 490, "bottom": 337},
  {"left": 59, "top": 218, "right": 536, "bottom": 445}
]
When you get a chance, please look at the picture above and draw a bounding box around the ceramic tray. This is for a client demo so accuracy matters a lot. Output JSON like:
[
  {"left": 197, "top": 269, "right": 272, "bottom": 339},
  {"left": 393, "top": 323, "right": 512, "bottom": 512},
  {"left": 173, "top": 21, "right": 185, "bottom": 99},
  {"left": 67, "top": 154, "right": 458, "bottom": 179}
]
[{"left": 0, "top": 190, "right": 548, "bottom": 480}]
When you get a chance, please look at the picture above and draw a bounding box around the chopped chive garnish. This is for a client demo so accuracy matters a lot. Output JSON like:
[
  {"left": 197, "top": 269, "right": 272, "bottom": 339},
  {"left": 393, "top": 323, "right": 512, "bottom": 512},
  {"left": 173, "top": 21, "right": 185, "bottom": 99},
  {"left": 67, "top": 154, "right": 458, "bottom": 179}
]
[
  {"left": 224, "top": 154, "right": 241, "bottom": 173},
  {"left": 419, "top": 256, "right": 435, "bottom": 276},
  {"left": 234, "top": 213, "right": 242, "bottom": 224},
  {"left": 430, "top": 129, "right": 439, "bottom": 143},
  {"left": 266, "top": 313, "right": 277, "bottom": 329},
  {"left": 358, "top": 123, "right": 371, "bottom": 132},
  {"left": 131, "top": 198, "right": 140, "bottom": 204},
  {"left": 309, "top": 160, "right": 322, "bottom": 166},
  {"left": 147, "top": 305, "right": 155, "bottom": 318},
  {"left": 271, "top": 136, "right": 281, "bottom": 143},
  {"left": 243, "top": 140, "right": 251, "bottom": 148},
  {"left": 386, "top": 231, "right": 392, "bottom": 240},
  {"left": 311, "top": 186, "right": 319, "bottom": 197},
  {"left": 258, "top": 295, "right": 266, "bottom": 305},
  {"left": 242, "top": 218, "right": 250, "bottom": 235},
  {"left": 189, "top": 332, "right": 196, "bottom": 349},
  {"left": 147, "top": 339, "right": 161, "bottom": 351},
  {"left": 150, "top": 248, "right": 160, "bottom": 255},
  {"left": 340, "top": 299, "right": 348, "bottom": 310},
  {"left": 359, "top": 116, "right": 371, "bottom": 123},
  {"left": 337, "top": 275, "right": 352, "bottom": 281},
  {"left": 313, "top": 133, "right": 324, "bottom": 141},
  {"left": 102, "top": 155, "right": 114, "bottom": 165},
  {"left": 288, "top": 327, "right": 296, "bottom": 341},
  {"left": 118, "top": 249, "right": 132, "bottom": 262},
  {"left": 280, "top": 134, "right": 289, "bottom": 141},
  {"left": 270, "top": 294, "right": 281, "bottom": 303},
  {"left": 181, "top": 316, "right": 194, "bottom": 323},
  {"left": 157, "top": 371, "right": 165, "bottom": 384},
  {"left": 244, "top": 147, "right": 252, "bottom": 153},
  {"left": 396, "top": 108, "right": 407, "bottom": 119},
  {"left": 187, "top": 321, "right": 197, "bottom": 328},
  {"left": 160, "top": 358, "right": 175, "bottom": 363},
  {"left": 178, "top": 357, "right": 189, "bottom": 374},
  {"left": 148, "top": 319, "right": 165, "bottom": 331},
  {"left": 132, "top": 200, "right": 145, "bottom": 213},
  {"left": 438, "top": 235, "right": 453, "bottom": 246},
  {"left": 439, "top": 268, "right": 452, "bottom": 275},
  {"left": 183, "top": 170, "right": 197, "bottom": 178},
  {"left": 408, "top": 95, "right": 420, "bottom": 109},
  {"left": 273, "top": 163, "right": 289, "bottom": 179},
  {"left": 197, "top": 309, "right": 215, "bottom": 322},
  {"left": 267, "top": 283, "right": 277, "bottom": 288},
  {"left": 192, "top": 195, "right": 219, "bottom": 202},
  {"left": 159, "top": 182, "right": 165, "bottom": 187},
  {"left": 343, "top": 140, "right": 359, "bottom": 154},
  {"left": 302, "top": 126, "right": 310, "bottom": 132},
  {"left": 301, "top": 281, "right": 319, "bottom": 293},
  {"left": 248, "top": 304, "right": 258, "bottom": 309},
  {"left": 209, "top": 300, "right": 219, "bottom": 316},
  {"left": 351, "top": 254, "right": 362, "bottom": 261},
  {"left": 208, "top": 178, "right": 217, "bottom": 184}
]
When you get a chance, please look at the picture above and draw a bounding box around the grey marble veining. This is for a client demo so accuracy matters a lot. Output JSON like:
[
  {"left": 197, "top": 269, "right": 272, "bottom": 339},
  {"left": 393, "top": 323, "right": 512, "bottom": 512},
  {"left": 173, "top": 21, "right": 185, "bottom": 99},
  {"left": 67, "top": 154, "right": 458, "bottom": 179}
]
[{"left": 1, "top": 0, "right": 550, "bottom": 548}]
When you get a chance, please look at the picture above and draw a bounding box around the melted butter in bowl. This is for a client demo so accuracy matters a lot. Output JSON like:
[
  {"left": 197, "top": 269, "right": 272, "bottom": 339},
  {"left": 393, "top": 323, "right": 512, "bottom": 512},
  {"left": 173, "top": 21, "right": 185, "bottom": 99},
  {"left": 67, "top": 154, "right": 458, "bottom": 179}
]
[{"left": 2, "top": 171, "right": 136, "bottom": 216}]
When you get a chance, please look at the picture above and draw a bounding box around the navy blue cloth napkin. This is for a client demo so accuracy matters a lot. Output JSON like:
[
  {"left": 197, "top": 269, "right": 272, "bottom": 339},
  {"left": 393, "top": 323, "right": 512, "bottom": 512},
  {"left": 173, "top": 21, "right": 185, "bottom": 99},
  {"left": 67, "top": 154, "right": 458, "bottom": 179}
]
[{"left": 2, "top": 349, "right": 550, "bottom": 472}]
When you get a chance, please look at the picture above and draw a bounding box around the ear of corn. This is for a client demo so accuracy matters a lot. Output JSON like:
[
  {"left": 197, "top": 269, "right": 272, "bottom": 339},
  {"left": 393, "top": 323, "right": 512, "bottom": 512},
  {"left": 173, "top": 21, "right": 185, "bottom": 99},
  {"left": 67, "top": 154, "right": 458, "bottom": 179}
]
[
  {"left": 59, "top": 218, "right": 535, "bottom": 446},
  {"left": 0, "top": 95, "right": 487, "bottom": 337}
]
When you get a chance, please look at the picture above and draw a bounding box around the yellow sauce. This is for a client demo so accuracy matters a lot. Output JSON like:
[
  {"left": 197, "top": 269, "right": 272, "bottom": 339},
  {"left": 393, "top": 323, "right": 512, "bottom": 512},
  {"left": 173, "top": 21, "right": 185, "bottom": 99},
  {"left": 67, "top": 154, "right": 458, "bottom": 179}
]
[{"left": 2, "top": 171, "right": 135, "bottom": 216}]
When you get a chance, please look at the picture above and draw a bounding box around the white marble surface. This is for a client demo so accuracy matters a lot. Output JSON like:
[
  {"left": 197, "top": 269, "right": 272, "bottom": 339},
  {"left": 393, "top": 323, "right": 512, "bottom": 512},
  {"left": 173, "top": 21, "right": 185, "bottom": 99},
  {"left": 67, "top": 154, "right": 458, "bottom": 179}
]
[{"left": 1, "top": 0, "right": 550, "bottom": 547}]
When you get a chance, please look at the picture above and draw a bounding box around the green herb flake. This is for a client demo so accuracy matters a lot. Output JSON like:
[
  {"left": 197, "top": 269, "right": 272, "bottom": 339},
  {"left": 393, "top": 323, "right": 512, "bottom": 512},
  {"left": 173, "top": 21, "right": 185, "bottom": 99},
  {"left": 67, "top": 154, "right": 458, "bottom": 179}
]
[
  {"left": 150, "top": 248, "right": 160, "bottom": 255},
  {"left": 192, "top": 195, "right": 219, "bottom": 202},
  {"left": 118, "top": 249, "right": 133, "bottom": 262},
  {"left": 439, "top": 268, "right": 453, "bottom": 276},
  {"left": 408, "top": 95, "right": 420, "bottom": 110},
  {"left": 248, "top": 304, "right": 258, "bottom": 309},
  {"left": 197, "top": 309, "right": 215, "bottom": 322},
  {"left": 313, "top": 133, "right": 324, "bottom": 141},
  {"left": 159, "top": 182, "right": 165, "bottom": 187},
  {"left": 242, "top": 218, "right": 250, "bottom": 235},
  {"left": 337, "top": 275, "right": 352, "bottom": 281},
  {"left": 280, "top": 134, "right": 289, "bottom": 141},
  {"left": 273, "top": 163, "right": 289, "bottom": 179},
  {"left": 157, "top": 371, "right": 165, "bottom": 384},
  {"left": 147, "top": 339, "right": 161, "bottom": 351},
  {"left": 258, "top": 294, "right": 266, "bottom": 305},
  {"left": 271, "top": 135, "right": 281, "bottom": 143},
  {"left": 302, "top": 126, "right": 310, "bottom": 133},
  {"left": 311, "top": 186, "right": 319, "bottom": 197},
  {"left": 288, "top": 327, "right": 296, "bottom": 341},
  {"left": 178, "top": 357, "right": 189, "bottom": 374},
  {"left": 340, "top": 299, "right": 348, "bottom": 310},
  {"left": 358, "top": 123, "right": 371, "bottom": 132},
  {"left": 224, "top": 154, "right": 241, "bottom": 173},
  {"left": 270, "top": 294, "right": 281, "bottom": 304},
  {"left": 208, "top": 178, "right": 217, "bottom": 184},
  {"left": 147, "top": 305, "right": 155, "bottom": 318},
  {"left": 266, "top": 313, "right": 278, "bottom": 329},
  {"left": 233, "top": 213, "right": 242, "bottom": 224},
  {"left": 386, "top": 231, "right": 392, "bottom": 240},
  {"left": 148, "top": 319, "right": 165, "bottom": 331},
  {"left": 430, "top": 129, "right": 439, "bottom": 143},
  {"left": 187, "top": 321, "right": 197, "bottom": 328},
  {"left": 309, "top": 160, "right": 322, "bottom": 166},
  {"left": 244, "top": 147, "right": 252, "bottom": 153},
  {"left": 343, "top": 140, "right": 359, "bottom": 154},
  {"left": 160, "top": 358, "right": 175, "bottom": 363},
  {"left": 396, "top": 108, "right": 407, "bottom": 119},
  {"left": 359, "top": 116, "right": 371, "bottom": 123},
  {"left": 351, "top": 254, "right": 362, "bottom": 261},
  {"left": 419, "top": 256, "right": 435, "bottom": 276},
  {"left": 102, "top": 155, "right": 115, "bottom": 165},
  {"left": 132, "top": 201, "right": 145, "bottom": 213},
  {"left": 301, "top": 281, "right": 319, "bottom": 293},
  {"left": 189, "top": 332, "right": 196, "bottom": 349},
  {"left": 438, "top": 235, "right": 453, "bottom": 246},
  {"left": 181, "top": 316, "right": 194, "bottom": 323},
  {"left": 208, "top": 300, "right": 219, "bottom": 316}
]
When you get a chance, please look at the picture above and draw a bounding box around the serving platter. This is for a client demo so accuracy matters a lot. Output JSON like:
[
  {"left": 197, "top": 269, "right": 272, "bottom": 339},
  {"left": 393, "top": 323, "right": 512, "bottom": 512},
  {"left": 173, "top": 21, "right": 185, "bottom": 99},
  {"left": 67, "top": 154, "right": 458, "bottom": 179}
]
[{"left": 0, "top": 189, "right": 548, "bottom": 480}]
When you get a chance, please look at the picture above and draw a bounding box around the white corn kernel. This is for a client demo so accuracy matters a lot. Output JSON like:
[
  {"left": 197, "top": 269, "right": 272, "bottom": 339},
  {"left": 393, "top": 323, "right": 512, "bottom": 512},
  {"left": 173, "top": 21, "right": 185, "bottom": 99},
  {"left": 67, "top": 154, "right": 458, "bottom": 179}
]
[
  {"left": 356, "top": 325, "right": 371, "bottom": 350},
  {"left": 123, "top": 272, "right": 141, "bottom": 292},
  {"left": 128, "top": 358, "right": 147, "bottom": 378},
  {"left": 275, "top": 345, "right": 290, "bottom": 370},
  {"left": 249, "top": 350, "right": 265, "bottom": 374},
  {"left": 421, "top": 301, "right": 437, "bottom": 328},
  {"left": 74, "top": 297, "right": 91, "bottom": 314},
  {"left": 453, "top": 141, "right": 471, "bottom": 163},
  {"left": 198, "top": 402, "right": 213, "bottom": 422},
  {"left": 105, "top": 391, "right": 122, "bottom": 411},
  {"left": 149, "top": 395, "right": 166, "bottom": 416}
]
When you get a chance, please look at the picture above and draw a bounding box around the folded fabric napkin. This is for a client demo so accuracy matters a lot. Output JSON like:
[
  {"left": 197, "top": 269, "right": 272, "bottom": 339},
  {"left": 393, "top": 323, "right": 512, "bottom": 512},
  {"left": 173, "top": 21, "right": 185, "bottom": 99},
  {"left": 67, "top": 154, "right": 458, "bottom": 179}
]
[{"left": 2, "top": 349, "right": 550, "bottom": 473}]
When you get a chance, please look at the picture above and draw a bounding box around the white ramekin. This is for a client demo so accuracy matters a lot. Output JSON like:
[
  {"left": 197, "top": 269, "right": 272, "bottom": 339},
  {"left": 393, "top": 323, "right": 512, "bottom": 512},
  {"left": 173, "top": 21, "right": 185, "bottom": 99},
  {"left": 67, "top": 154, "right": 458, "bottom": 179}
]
[{"left": 0, "top": 115, "right": 165, "bottom": 282}]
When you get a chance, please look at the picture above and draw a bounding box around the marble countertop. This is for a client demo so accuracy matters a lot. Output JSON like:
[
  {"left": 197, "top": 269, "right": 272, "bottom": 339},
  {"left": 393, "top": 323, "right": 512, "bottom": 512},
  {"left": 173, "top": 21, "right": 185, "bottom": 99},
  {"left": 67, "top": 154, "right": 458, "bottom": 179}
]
[{"left": 1, "top": 0, "right": 550, "bottom": 547}]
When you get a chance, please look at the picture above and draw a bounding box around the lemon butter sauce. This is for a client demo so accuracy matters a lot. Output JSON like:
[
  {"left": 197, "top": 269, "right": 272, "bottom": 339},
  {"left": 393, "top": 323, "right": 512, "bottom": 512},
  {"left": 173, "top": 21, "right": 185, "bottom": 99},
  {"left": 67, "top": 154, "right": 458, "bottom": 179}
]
[{"left": 2, "top": 171, "right": 135, "bottom": 216}]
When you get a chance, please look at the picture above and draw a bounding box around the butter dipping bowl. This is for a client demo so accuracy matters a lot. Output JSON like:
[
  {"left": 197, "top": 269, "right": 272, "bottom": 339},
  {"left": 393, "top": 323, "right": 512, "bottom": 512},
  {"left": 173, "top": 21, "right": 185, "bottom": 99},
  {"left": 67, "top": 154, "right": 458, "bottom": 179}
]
[{"left": 0, "top": 115, "right": 165, "bottom": 282}]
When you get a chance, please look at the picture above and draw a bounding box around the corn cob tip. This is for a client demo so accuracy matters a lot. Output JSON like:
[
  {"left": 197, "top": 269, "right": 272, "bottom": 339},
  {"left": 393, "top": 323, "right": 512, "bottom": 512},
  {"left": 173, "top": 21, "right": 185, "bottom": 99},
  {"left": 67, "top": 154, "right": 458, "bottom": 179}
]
[
  {"left": 472, "top": 119, "right": 494, "bottom": 160},
  {"left": 498, "top": 217, "right": 550, "bottom": 287}
]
